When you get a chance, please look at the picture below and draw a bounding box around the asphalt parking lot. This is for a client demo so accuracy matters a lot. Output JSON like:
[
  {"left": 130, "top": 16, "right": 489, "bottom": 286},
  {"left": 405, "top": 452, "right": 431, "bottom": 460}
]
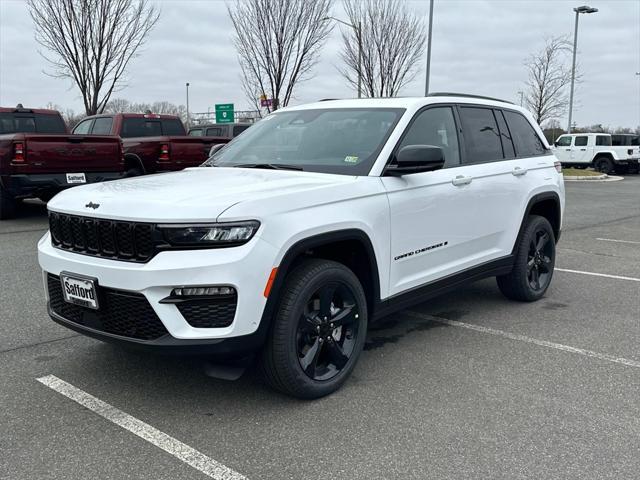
[{"left": 1, "top": 177, "right": 639, "bottom": 480}]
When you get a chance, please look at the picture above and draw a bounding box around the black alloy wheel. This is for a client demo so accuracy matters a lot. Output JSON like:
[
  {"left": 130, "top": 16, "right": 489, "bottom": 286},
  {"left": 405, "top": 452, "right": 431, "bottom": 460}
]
[
  {"left": 261, "top": 259, "right": 368, "bottom": 399},
  {"left": 296, "top": 282, "right": 360, "bottom": 381},
  {"left": 526, "top": 229, "right": 553, "bottom": 292},
  {"left": 497, "top": 215, "right": 556, "bottom": 302}
]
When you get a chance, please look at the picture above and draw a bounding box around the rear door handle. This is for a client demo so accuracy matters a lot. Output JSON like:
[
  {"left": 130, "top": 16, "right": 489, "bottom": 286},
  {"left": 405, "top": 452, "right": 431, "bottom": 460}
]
[
  {"left": 512, "top": 167, "right": 527, "bottom": 176},
  {"left": 565, "top": 149, "right": 571, "bottom": 151},
  {"left": 580, "top": 148, "right": 586, "bottom": 151},
  {"left": 452, "top": 175, "right": 472, "bottom": 186}
]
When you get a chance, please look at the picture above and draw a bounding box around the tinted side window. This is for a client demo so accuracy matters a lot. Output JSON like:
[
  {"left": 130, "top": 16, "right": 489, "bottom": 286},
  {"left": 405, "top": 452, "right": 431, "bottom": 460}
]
[
  {"left": 495, "top": 110, "right": 515, "bottom": 158},
  {"left": 574, "top": 136, "right": 588, "bottom": 147},
  {"left": 206, "top": 127, "right": 224, "bottom": 136},
  {"left": 556, "top": 136, "right": 571, "bottom": 147},
  {"left": 503, "top": 111, "right": 547, "bottom": 156},
  {"left": 0, "top": 114, "right": 35, "bottom": 133},
  {"left": 459, "top": 107, "right": 503, "bottom": 163},
  {"left": 121, "top": 118, "right": 162, "bottom": 138},
  {"left": 34, "top": 114, "right": 67, "bottom": 133},
  {"left": 595, "top": 135, "right": 611, "bottom": 146},
  {"left": 398, "top": 106, "right": 460, "bottom": 168},
  {"left": 73, "top": 119, "right": 94, "bottom": 135},
  {"left": 189, "top": 129, "right": 203, "bottom": 136},
  {"left": 161, "top": 118, "right": 185, "bottom": 136},
  {"left": 91, "top": 117, "right": 113, "bottom": 135},
  {"left": 233, "top": 125, "right": 250, "bottom": 137}
]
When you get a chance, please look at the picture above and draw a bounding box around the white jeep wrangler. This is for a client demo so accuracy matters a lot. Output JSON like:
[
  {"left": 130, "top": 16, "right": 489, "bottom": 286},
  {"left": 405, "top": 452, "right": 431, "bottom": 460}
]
[
  {"left": 38, "top": 94, "right": 565, "bottom": 398},
  {"left": 553, "top": 133, "right": 640, "bottom": 174}
]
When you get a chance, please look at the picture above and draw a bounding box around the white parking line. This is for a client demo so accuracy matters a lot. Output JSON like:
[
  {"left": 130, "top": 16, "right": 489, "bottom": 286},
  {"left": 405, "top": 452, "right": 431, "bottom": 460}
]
[
  {"left": 596, "top": 238, "right": 640, "bottom": 245},
  {"left": 556, "top": 268, "right": 640, "bottom": 283},
  {"left": 405, "top": 311, "right": 640, "bottom": 369},
  {"left": 37, "top": 375, "right": 247, "bottom": 480}
]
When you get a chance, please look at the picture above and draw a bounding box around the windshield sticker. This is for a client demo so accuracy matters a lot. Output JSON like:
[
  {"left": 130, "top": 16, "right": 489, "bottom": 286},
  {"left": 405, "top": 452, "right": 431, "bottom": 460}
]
[{"left": 344, "top": 155, "right": 359, "bottom": 163}]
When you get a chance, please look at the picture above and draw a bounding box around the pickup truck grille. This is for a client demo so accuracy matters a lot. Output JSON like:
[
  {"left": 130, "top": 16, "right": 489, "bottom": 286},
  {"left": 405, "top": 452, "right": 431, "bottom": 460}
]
[{"left": 49, "top": 212, "right": 156, "bottom": 262}]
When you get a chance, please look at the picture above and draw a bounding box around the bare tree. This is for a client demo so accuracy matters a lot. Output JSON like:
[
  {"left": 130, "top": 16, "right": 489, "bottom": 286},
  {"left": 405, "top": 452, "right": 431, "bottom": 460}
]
[
  {"left": 104, "top": 98, "right": 189, "bottom": 123},
  {"left": 523, "top": 36, "right": 577, "bottom": 125},
  {"left": 340, "top": 0, "right": 425, "bottom": 98},
  {"left": 228, "top": 0, "right": 333, "bottom": 111},
  {"left": 28, "top": 0, "right": 160, "bottom": 116}
]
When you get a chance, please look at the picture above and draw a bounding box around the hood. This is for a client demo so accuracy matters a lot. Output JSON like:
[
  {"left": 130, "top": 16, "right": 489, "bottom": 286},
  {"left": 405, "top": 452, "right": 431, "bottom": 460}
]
[{"left": 47, "top": 167, "right": 357, "bottom": 222}]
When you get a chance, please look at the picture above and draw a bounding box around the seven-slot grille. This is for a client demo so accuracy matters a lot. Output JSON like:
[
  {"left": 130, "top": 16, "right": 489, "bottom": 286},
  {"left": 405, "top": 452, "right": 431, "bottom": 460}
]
[{"left": 49, "top": 212, "right": 156, "bottom": 262}]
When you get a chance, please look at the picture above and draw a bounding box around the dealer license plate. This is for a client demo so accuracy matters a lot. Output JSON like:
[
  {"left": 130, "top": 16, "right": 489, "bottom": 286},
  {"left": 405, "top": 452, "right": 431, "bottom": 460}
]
[
  {"left": 60, "top": 273, "right": 99, "bottom": 309},
  {"left": 66, "top": 173, "right": 86, "bottom": 184}
]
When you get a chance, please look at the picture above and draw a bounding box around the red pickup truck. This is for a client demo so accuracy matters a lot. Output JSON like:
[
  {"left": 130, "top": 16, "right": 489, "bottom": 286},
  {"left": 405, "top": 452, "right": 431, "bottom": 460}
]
[
  {"left": 73, "top": 113, "right": 230, "bottom": 175},
  {"left": 0, "top": 106, "right": 124, "bottom": 219}
]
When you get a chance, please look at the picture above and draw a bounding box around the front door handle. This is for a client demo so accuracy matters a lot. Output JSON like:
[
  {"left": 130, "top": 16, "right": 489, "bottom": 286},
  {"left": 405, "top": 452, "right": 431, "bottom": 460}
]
[
  {"left": 512, "top": 167, "right": 528, "bottom": 177},
  {"left": 565, "top": 149, "right": 571, "bottom": 151},
  {"left": 452, "top": 175, "right": 472, "bottom": 186}
]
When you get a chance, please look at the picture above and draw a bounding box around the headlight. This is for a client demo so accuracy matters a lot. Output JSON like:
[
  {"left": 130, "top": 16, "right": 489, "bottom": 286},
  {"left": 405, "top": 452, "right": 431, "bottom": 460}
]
[{"left": 159, "top": 221, "right": 260, "bottom": 247}]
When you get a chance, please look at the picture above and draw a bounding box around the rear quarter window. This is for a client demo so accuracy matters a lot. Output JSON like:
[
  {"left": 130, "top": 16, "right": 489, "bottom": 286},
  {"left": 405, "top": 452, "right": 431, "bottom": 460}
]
[{"left": 503, "top": 111, "right": 547, "bottom": 156}]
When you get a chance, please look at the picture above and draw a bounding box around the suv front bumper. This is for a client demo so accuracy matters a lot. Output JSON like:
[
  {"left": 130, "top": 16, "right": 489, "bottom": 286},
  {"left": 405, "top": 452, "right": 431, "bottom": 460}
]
[{"left": 38, "top": 232, "right": 279, "bottom": 353}]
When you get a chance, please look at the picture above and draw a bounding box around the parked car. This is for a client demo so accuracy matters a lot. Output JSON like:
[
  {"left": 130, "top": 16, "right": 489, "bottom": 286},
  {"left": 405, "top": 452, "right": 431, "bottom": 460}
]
[
  {"left": 0, "top": 105, "right": 124, "bottom": 219},
  {"left": 188, "top": 122, "right": 252, "bottom": 139},
  {"left": 39, "top": 94, "right": 564, "bottom": 398},
  {"left": 73, "top": 113, "right": 230, "bottom": 175},
  {"left": 553, "top": 133, "right": 640, "bottom": 174}
]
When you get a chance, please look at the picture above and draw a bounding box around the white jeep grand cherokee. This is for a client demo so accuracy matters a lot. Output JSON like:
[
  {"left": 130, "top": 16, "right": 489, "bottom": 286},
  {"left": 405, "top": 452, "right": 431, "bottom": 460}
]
[{"left": 38, "top": 94, "right": 565, "bottom": 398}]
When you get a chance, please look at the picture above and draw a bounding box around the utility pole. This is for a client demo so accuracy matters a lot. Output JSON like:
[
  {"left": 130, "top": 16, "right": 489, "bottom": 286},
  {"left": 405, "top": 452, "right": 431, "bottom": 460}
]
[
  {"left": 424, "top": 0, "right": 434, "bottom": 95},
  {"left": 185, "top": 82, "right": 190, "bottom": 129},
  {"left": 567, "top": 5, "right": 598, "bottom": 133}
]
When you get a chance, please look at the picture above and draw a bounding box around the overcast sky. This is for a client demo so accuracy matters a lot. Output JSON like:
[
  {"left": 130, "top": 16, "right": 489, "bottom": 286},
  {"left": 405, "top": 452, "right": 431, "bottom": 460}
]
[{"left": 1, "top": 0, "right": 639, "bottom": 128}]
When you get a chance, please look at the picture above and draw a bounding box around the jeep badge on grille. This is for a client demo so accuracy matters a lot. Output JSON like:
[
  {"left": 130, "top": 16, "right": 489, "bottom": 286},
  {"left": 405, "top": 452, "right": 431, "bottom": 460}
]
[{"left": 85, "top": 202, "right": 100, "bottom": 209}]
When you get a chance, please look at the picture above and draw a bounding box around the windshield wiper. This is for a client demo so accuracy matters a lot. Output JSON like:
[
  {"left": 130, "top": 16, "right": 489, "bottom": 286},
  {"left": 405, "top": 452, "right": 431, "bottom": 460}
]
[{"left": 232, "top": 163, "right": 303, "bottom": 171}]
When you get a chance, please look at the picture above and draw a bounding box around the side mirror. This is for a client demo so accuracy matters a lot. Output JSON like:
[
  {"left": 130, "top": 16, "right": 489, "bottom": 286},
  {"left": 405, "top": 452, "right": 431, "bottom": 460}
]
[
  {"left": 386, "top": 145, "right": 445, "bottom": 176},
  {"left": 208, "top": 143, "right": 226, "bottom": 157}
]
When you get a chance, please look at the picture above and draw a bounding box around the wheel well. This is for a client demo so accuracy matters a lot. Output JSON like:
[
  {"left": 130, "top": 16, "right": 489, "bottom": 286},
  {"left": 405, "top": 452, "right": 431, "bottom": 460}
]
[
  {"left": 529, "top": 198, "right": 560, "bottom": 241},
  {"left": 593, "top": 153, "right": 613, "bottom": 163},
  {"left": 124, "top": 154, "right": 145, "bottom": 173},
  {"left": 289, "top": 239, "right": 378, "bottom": 316}
]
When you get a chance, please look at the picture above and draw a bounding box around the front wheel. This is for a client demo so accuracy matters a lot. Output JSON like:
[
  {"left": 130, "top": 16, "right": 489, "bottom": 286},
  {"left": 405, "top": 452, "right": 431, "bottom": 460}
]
[
  {"left": 497, "top": 215, "right": 556, "bottom": 302},
  {"left": 261, "top": 259, "right": 368, "bottom": 399}
]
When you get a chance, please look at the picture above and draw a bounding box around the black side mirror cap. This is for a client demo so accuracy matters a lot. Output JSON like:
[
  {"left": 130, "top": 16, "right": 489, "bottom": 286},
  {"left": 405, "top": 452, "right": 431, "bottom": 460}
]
[{"left": 385, "top": 145, "right": 445, "bottom": 176}]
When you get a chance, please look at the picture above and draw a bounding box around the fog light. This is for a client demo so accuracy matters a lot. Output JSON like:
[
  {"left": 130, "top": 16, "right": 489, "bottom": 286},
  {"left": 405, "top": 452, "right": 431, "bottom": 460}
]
[{"left": 172, "top": 286, "right": 236, "bottom": 297}]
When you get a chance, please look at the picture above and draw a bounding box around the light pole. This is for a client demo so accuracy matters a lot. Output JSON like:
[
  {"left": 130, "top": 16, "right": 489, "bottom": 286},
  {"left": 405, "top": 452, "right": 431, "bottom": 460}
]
[
  {"left": 185, "top": 82, "right": 190, "bottom": 129},
  {"left": 324, "top": 16, "right": 362, "bottom": 98},
  {"left": 567, "top": 5, "right": 598, "bottom": 133},
  {"left": 424, "top": 0, "right": 434, "bottom": 95},
  {"left": 517, "top": 90, "right": 524, "bottom": 107},
  {"left": 636, "top": 72, "right": 640, "bottom": 130}
]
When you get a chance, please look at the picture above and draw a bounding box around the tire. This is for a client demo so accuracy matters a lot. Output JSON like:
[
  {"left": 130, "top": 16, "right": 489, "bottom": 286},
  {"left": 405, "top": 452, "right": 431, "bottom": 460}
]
[
  {"left": 260, "top": 259, "right": 368, "bottom": 399},
  {"left": 497, "top": 215, "right": 556, "bottom": 302},
  {"left": 614, "top": 165, "right": 628, "bottom": 175},
  {"left": 125, "top": 168, "right": 143, "bottom": 178},
  {"left": 594, "top": 156, "right": 613, "bottom": 174},
  {"left": 0, "top": 185, "right": 17, "bottom": 220}
]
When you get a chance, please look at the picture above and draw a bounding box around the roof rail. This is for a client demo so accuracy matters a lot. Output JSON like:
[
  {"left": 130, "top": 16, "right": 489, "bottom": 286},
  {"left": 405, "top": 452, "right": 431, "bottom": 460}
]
[
  {"left": 427, "top": 92, "right": 514, "bottom": 105},
  {"left": 318, "top": 98, "right": 341, "bottom": 102}
]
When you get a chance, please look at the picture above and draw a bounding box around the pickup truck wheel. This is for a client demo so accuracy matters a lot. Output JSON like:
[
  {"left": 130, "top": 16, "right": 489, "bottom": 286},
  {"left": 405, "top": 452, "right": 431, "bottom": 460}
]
[
  {"left": 125, "top": 168, "right": 143, "bottom": 177},
  {"left": 0, "top": 186, "right": 17, "bottom": 220},
  {"left": 497, "top": 215, "right": 555, "bottom": 302},
  {"left": 594, "top": 156, "right": 613, "bottom": 174},
  {"left": 261, "top": 259, "right": 368, "bottom": 399}
]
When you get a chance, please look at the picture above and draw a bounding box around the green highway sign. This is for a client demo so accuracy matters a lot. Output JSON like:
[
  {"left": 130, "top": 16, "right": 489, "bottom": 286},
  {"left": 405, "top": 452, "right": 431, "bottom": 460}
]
[{"left": 215, "top": 103, "right": 234, "bottom": 124}]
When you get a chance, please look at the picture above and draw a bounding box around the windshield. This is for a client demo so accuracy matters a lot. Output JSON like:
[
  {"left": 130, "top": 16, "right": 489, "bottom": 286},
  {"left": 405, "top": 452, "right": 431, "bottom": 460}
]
[{"left": 206, "top": 108, "right": 404, "bottom": 175}]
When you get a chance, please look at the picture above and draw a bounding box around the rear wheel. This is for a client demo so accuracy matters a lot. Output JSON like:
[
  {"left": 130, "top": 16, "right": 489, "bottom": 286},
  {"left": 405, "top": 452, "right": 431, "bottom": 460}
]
[
  {"left": 497, "top": 215, "right": 556, "bottom": 302},
  {"left": 594, "top": 156, "right": 613, "bottom": 174},
  {"left": 0, "top": 185, "right": 17, "bottom": 220},
  {"left": 261, "top": 259, "right": 368, "bottom": 399}
]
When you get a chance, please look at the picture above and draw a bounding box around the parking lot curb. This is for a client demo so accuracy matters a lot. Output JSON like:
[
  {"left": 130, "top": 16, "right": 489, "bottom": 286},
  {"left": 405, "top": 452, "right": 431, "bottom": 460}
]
[{"left": 563, "top": 174, "right": 624, "bottom": 182}]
